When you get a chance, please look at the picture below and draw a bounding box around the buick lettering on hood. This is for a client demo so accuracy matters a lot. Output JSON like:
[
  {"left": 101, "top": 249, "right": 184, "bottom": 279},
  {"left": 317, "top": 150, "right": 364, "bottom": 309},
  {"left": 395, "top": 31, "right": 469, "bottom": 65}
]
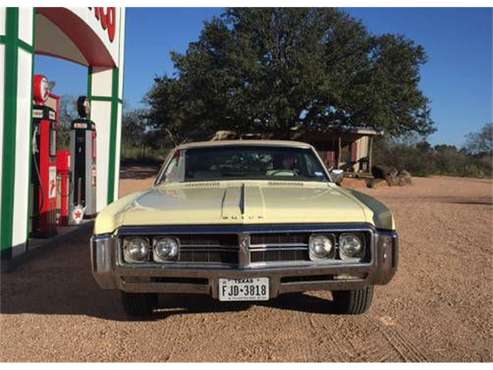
[{"left": 91, "top": 140, "right": 398, "bottom": 316}]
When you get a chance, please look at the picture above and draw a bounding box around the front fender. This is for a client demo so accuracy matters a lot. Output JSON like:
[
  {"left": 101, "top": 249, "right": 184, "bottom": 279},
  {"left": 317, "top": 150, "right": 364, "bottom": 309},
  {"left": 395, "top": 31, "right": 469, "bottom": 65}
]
[
  {"left": 342, "top": 188, "right": 396, "bottom": 231},
  {"left": 94, "top": 191, "right": 145, "bottom": 235}
]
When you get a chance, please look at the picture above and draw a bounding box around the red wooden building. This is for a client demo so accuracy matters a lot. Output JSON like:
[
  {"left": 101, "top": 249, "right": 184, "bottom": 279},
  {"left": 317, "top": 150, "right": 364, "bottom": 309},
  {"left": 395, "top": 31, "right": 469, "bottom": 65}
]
[{"left": 291, "top": 126, "right": 383, "bottom": 176}]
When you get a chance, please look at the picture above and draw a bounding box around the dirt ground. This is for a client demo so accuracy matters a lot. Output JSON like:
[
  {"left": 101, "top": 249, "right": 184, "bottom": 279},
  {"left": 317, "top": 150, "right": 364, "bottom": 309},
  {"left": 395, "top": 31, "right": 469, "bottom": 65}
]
[{"left": 1, "top": 168, "right": 492, "bottom": 362}]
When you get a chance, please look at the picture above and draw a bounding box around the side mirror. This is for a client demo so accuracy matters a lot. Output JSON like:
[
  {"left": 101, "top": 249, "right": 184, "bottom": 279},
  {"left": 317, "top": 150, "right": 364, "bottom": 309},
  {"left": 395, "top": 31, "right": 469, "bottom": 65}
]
[{"left": 330, "top": 169, "right": 344, "bottom": 185}]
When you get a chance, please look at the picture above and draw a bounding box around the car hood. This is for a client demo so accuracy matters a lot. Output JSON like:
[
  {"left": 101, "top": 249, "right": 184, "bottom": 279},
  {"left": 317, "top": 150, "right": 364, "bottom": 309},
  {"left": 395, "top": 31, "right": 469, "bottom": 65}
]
[{"left": 112, "top": 181, "right": 374, "bottom": 227}]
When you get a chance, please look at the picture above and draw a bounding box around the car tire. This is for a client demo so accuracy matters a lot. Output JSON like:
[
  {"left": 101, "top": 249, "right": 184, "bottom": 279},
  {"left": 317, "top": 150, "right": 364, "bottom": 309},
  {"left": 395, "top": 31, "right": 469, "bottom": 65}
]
[
  {"left": 332, "top": 286, "right": 374, "bottom": 314},
  {"left": 121, "top": 292, "right": 158, "bottom": 317}
]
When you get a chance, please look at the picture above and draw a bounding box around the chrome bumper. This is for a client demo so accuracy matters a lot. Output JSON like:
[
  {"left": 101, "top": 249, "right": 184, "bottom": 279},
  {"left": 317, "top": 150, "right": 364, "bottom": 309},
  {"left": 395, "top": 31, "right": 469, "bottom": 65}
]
[{"left": 90, "top": 227, "right": 398, "bottom": 299}]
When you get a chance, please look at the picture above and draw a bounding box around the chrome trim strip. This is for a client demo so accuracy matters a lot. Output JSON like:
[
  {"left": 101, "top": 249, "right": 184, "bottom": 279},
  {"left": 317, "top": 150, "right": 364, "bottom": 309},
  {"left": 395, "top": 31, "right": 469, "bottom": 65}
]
[
  {"left": 250, "top": 246, "right": 307, "bottom": 251},
  {"left": 250, "top": 242, "right": 307, "bottom": 247},
  {"left": 115, "top": 222, "right": 377, "bottom": 236},
  {"left": 179, "top": 244, "right": 238, "bottom": 248},
  {"left": 179, "top": 247, "right": 238, "bottom": 252},
  {"left": 238, "top": 232, "right": 250, "bottom": 268},
  {"left": 91, "top": 234, "right": 114, "bottom": 273},
  {"left": 114, "top": 263, "right": 373, "bottom": 276},
  {"left": 90, "top": 234, "right": 118, "bottom": 289}
]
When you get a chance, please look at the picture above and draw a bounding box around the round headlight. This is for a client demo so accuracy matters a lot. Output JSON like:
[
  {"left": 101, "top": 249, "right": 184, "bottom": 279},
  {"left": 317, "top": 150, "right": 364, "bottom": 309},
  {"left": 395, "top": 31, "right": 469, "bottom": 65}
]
[
  {"left": 339, "top": 233, "right": 364, "bottom": 261},
  {"left": 153, "top": 237, "right": 179, "bottom": 262},
  {"left": 309, "top": 234, "right": 333, "bottom": 261},
  {"left": 123, "top": 237, "right": 150, "bottom": 263}
]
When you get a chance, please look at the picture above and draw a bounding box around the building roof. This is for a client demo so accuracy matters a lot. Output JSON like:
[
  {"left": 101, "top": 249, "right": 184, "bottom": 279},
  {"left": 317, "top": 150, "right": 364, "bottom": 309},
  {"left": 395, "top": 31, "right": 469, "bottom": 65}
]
[
  {"left": 176, "top": 139, "right": 313, "bottom": 150},
  {"left": 291, "top": 125, "right": 384, "bottom": 137}
]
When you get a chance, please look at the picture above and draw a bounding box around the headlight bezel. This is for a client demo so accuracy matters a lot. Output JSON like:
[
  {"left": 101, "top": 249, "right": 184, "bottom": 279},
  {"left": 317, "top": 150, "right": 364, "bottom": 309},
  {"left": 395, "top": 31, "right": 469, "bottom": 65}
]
[
  {"left": 153, "top": 237, "right": 180, "bottom": 262},
  {"left": 308, "top": 233, "right": 336, "bottom": 261},
  {"left": 122, "top": 237, "right": 151, "bottom": 263},
  {"left": 338, "top": 232, "right": 365, "bottom": 262}
]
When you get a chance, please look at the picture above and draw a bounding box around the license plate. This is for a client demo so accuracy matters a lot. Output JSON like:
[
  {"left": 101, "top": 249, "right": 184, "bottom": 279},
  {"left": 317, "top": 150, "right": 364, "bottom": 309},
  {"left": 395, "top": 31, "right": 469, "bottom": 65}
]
[{"left": 218, "top": 278, "right": 269, "bottom": 301}]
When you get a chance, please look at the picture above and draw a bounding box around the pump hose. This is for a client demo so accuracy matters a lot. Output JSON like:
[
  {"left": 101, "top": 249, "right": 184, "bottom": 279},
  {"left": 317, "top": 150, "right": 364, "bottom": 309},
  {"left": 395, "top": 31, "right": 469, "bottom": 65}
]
[{"left": 31, "top": 126, "right": 46, "bottom": 219}]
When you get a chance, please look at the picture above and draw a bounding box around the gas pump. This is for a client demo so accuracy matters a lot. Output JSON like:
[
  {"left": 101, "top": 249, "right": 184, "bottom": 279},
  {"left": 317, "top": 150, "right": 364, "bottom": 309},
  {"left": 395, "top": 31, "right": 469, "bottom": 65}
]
[
  {"left": 30, "top": 74, "right": 58, "bottom": 238},
  {"left": 70, "top": 96, "right": 97, "bottom": 219}
]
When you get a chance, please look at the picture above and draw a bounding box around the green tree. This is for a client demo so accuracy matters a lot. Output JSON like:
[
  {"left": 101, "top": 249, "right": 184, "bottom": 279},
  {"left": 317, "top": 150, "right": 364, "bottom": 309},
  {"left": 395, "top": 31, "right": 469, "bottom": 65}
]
[
  {"left": 146, "top": 8, "right": 435, "bottom": 142},
  {"left": 121, "top": 109, "right": 148, "bottom": 158},
  {"left": 58, "top": 95, "right": 78, "bottom": 149},
  {"left": 464, "top": 122, "right": 493, "bottom": 155}
]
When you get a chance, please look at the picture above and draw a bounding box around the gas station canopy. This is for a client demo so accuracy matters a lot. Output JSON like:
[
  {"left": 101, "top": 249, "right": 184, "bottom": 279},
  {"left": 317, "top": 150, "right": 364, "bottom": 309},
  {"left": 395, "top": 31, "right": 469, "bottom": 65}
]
[
  {"left": 35, "top": 8, "right": 121, "bottom": 67},
  {"left": 0, "top": 7, "right": 126, "bottom": 259}
]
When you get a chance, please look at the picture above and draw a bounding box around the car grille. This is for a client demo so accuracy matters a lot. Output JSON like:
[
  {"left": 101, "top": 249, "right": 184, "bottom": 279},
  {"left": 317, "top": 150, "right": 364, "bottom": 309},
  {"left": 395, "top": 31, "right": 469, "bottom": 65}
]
[
  {"left": 250, "top": 249, "right": 309, "bottom": 263},
  {"left": 250, "top": 233, "right": 309, "bottom": 245},
  {"left": 176, "top": 232, "right": 311, "bottom": 265},
  {"left": 176, "top": 234, "right": 239, "bottom": 264},
  {"left": 249, "top": 232, "right": 310, "bottom": 264}
]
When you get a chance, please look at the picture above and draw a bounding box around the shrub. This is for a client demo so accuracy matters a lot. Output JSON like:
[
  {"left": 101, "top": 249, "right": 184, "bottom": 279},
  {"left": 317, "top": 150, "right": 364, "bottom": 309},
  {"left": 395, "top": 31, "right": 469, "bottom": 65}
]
[{"left": 373, "top": 137, "right": 492, "bottom": 178}]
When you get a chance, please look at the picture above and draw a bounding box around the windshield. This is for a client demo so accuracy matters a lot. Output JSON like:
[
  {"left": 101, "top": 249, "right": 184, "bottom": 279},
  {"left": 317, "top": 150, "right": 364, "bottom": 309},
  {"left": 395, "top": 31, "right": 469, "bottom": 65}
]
[{"left": 158, "top": 145, "right": 329, "bottom": 183}]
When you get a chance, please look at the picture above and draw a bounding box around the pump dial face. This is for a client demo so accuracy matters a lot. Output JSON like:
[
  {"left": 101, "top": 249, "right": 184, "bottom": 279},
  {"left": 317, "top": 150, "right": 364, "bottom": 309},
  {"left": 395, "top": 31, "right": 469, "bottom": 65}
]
[
  {"left": 77, "top": 96, "right": 91, "bottom": 118},
  {"left": 33, "top": 75, "right": 49, "bottom": 105}
]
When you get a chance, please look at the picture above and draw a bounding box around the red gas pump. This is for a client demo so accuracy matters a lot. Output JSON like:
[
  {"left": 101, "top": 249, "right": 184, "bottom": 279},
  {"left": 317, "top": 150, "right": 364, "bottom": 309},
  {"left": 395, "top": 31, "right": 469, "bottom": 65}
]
[
  {"left": 56, "top": 149, "right": 71, "bottom": 226},
  {"left": 30, "top": 74, "right": 58, "bottom": 238}
]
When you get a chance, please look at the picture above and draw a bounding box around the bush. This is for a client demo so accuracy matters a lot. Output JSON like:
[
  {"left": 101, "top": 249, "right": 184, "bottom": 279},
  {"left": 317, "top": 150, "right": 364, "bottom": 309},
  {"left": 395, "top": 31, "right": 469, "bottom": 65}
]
[
  {"left": 120, "top": 145, "right": 169, "bottom": 162},
  {"left": 373, "top": 137, "right": 492, "bottom": 178}
]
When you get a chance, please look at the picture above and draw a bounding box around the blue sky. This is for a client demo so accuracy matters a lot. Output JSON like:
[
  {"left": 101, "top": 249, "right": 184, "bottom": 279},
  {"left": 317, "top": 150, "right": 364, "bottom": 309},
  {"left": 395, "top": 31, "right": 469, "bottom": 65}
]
[{"left": 35, "top": 7, "right": 492, "bottom": 147}]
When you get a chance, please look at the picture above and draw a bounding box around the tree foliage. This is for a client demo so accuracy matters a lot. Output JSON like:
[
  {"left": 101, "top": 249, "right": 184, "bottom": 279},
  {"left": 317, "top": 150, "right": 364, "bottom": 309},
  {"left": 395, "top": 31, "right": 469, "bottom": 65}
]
[
  {"left": 146, "top": 8, "right": 435, "bottom": 142},
  {"left": 122, "top": 109, "right": 147, "bottom": 146},
  {"left": 464, "top": 122, "right": 493, "bottom": 155},
  {"left": 121, "top": 108, "right": 169, "bottom": 160},
  {"left": 57, "top": 95, "right": 78, "bottom": 149},
  {"left": 373, "top": 131, "right": 492, "bottom": 178}
]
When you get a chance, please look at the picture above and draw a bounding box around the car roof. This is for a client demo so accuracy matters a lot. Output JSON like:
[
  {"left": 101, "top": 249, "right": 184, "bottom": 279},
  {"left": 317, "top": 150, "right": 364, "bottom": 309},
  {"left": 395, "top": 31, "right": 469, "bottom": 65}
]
[{"left": 175, "top": 140, "right": 313, "bottom": 150}]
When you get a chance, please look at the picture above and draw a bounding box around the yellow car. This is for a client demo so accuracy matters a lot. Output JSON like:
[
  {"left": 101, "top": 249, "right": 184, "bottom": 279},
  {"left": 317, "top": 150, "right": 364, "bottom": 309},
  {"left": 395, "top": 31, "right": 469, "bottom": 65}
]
[{"left": 91, "top": 140, "right": 398, "bottom": 316}]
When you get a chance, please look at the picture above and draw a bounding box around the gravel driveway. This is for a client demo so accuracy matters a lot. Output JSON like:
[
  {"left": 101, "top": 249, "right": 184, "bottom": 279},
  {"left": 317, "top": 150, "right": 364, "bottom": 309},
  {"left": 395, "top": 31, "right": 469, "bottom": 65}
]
[{"left": 1, "top": 175, "right": 491, "bottom": 362}]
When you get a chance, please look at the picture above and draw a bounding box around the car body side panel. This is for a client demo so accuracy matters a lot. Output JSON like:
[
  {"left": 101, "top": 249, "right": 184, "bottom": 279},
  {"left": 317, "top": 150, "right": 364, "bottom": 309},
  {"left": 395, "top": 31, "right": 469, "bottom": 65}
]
[{"left": 341, "top": 188, "right": 396, "bottom": 231}]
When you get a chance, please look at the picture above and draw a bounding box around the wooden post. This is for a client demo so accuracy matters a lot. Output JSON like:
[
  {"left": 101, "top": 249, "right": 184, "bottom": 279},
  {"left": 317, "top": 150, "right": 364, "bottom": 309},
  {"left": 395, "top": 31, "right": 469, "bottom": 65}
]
[
  {"left": 351, "top": 139, "right": 358, "bottom": 173},
  {"left": 368, "top": 136, "right": 373, "bottom": 173},
  {"left": 337, "top": 136, "right": 342, "bottom": 169}
]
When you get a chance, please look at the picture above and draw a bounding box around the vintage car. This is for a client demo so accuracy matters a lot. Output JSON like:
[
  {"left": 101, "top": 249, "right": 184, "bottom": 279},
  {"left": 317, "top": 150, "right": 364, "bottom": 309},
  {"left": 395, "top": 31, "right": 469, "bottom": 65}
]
[{"left": 91, "top": 140, "right": 398, "bottom": 316}]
